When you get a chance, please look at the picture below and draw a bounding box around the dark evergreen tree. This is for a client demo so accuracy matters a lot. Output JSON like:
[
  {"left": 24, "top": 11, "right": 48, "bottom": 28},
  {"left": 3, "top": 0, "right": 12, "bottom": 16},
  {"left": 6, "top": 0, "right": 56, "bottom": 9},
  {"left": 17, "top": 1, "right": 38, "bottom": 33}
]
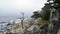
[
  {"left": 41, "top": 3, "right": 51, "bottom": 20},
  {"left": 31, "top": 11, "right": 41, "bottom": 19}
]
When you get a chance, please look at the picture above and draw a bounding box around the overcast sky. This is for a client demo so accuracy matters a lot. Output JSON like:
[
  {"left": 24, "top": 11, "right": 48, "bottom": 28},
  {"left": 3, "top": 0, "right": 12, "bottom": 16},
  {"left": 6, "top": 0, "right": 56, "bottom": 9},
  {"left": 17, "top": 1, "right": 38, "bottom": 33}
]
[{"left": 0, "top": 0, "right": 47, "bottom": 18}]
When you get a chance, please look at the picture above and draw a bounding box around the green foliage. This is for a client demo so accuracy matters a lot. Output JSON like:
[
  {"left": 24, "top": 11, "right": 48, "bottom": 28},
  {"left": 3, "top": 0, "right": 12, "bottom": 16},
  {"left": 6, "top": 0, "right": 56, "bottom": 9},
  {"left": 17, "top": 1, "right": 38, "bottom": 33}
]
[
  {"left": 34, "top": 20, "right": 50, "bottom": 27},
  {"left": 31, "top": 0, "right": 60, "bottom": 20},
  {"left": 6, "top": 32, "right": 16, "bottom": 34},
  {"left": 42, "top": 20, "right": 50, "bottom": 25},
  {"left": 31, "top": 11, "right": 41, "bottom": 19},
  {"left": 31, "top": 3, "right": 51, "bottom": 20},
  {"left": 41, "top": 3, "right": 50, "bottom": 20}
]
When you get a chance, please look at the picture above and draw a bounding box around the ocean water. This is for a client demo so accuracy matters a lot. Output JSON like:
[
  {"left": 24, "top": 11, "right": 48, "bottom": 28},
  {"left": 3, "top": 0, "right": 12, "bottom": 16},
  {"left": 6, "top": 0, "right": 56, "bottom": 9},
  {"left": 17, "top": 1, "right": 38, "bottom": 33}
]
[
  {"left": 0, "top": 16, "right": 20, "bottom": 22},
  {"left": 0, "top": 15, "right": 30, "bottom": 22}
]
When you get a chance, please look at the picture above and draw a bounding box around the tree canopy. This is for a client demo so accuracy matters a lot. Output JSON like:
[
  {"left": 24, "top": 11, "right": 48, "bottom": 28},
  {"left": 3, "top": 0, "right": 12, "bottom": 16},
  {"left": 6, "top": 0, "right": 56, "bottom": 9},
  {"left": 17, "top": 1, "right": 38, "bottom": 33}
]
[
  {"left": 41, "top": 3, "right": 51, "bottom": 20},
  {"left": 31, "top": 0, "right": 60, "bottom": 20},
  {"left": 31, "top": 11, "right": 41, "bottom": 19}
]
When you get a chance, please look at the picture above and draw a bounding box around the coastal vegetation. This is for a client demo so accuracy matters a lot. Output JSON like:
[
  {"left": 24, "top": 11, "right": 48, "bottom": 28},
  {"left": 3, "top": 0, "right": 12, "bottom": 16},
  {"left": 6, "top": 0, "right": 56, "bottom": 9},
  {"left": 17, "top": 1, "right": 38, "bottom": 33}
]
[
  {"left": 1, "top": 0, "right": 60, "bottom": 34},
  {"left": 31, "top": 1, "right": 51, "bottom": 25}
]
